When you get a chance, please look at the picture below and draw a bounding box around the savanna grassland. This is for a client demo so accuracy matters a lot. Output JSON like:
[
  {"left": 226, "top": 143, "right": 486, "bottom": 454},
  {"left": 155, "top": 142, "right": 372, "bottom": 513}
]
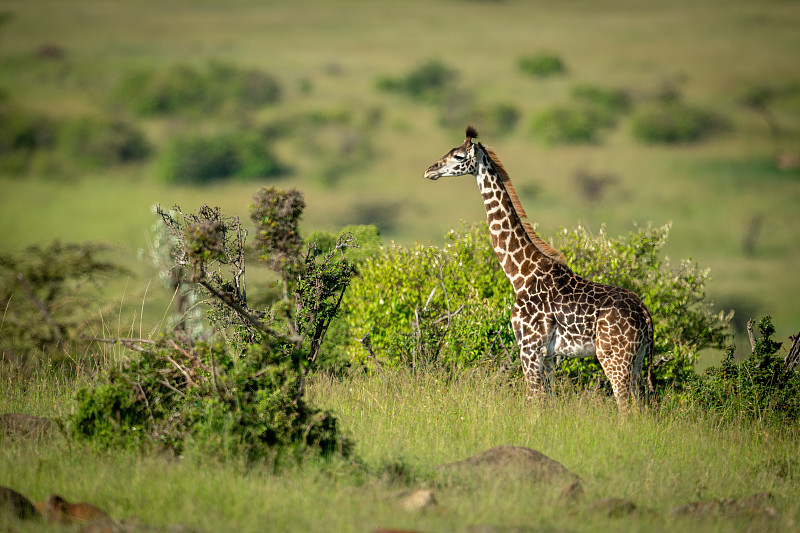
[
  {"left": 4, "top": 368, "right": 800, "bottom": 532},
  {"left": 1, "top": 1, "right": 800, "bottom": 532}
]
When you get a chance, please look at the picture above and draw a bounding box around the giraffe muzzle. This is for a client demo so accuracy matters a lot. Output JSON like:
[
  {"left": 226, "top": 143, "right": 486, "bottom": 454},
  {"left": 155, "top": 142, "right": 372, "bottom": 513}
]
[{"left": 424, "top": 165, "right": 441, "bottom": 180}]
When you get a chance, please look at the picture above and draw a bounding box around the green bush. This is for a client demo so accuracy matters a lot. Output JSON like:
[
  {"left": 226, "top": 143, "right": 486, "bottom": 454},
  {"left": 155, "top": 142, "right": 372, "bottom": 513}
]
[
  {"left": 0, "top": 106, "right": 57, "bottom": 174},
  {"left": 157, "top": 132, "right": 286, "bottom": 184},
  {"left": 517, "top": 53, "right": 566, "bottom": 78},
  {"left": 571, "top": 84, "right": 631, "bottom": 119},
  {"left": 376, "top": 59, "right": 458, "bottom": 103},
  {"left": 57, "top": 116, "right": 150, "bottom": 168},
  {"left": 529, "top": 105, "right": 612, "bottom": 145},
  {"left": 631, "top": 102, "right": 728, "bottom": 144},
  {"left": 0, "top": 241, "right": 128, "bottom": 375},
  {"left": 114, "top": 62, "right": 282, "bottom": 117},
  {"left": 0, "top": 105, "right": 149, "bottom": 175},
  {"left": 343, "top": 224, "right": 520, "bottom": 368},
  {"left": 71, "top": 339, "right": 349, "bottom": 461},
  {"left": 344, "top": 223, "right": 731, "bottom": 393},
  {"left": 685, "top": 316, "right": 800, "bottom": 423},
  {"left": 440, "top": 97, "right": 521, "bottom": 138}
]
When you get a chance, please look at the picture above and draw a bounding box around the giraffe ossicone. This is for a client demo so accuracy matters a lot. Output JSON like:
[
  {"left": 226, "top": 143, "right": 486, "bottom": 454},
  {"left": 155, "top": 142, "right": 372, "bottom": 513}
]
[{"left": 424, "top": 126, "right": 654, "bottom": 410}]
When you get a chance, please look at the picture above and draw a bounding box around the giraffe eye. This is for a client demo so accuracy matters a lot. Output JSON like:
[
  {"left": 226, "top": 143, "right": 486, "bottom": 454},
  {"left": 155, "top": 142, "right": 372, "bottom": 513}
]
[{"left": 454, "top": 154, "right": 466, "bottom": 161}]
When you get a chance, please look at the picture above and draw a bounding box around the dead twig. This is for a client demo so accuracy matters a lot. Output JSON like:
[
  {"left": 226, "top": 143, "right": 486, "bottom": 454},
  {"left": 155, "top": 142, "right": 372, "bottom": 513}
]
[
  {"left": 783, "top": 329, "right": 800, "bottom": 374},
  {"left": 747, "top": 318, "right": 756, "bottom": 351},
  {"left": 198, "top": 279, "right": 299, "bottom": 346},
  {"left": 84, "top": 336, "right": 156, "bottom": 353},
  {"left": 158, "top": 379, "right": 186, "bottom": 398},
  {"left": 167, "top": 339, "right": 211, "bottom": 373},
  {"left": 431, "top": 304, "right": 465, "bottom": 325},
  {"left": 162, "top": 353, "right": 195, "bottom": 387},
  {"left": 358, "top": 328, "right": 385, "bottom": 376},
  {"left": 134, "top": 382, "right": 156, "bottom": 427}
]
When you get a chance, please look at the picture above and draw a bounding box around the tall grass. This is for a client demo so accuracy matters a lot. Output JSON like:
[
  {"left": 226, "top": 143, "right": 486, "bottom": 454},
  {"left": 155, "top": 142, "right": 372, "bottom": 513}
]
[{"left": 3, "top": 367, "right": 798, "bottom": 531}]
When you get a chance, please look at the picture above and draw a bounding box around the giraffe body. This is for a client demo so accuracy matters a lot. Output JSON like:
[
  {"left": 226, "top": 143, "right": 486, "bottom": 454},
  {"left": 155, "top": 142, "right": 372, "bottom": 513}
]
[{"left": 424, "top": 127, "right": 652, "bottom": 409}]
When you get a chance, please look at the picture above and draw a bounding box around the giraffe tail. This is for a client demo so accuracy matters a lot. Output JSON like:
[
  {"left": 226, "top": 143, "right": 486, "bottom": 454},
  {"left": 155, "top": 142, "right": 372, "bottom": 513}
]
[{"left": 644, "top": 309, "right": 655, "bottom": 399}]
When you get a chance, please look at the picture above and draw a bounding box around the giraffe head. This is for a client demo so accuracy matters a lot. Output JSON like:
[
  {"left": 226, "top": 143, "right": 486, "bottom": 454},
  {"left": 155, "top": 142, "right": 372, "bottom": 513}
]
[{"left": 424, "top": 126, "right": 480, "bottom": 180}]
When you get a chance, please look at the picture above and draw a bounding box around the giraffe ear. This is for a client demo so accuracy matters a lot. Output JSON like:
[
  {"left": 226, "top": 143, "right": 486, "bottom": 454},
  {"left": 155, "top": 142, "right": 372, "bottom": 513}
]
[{"left": 465, "top": 125, "right": 479, "bottom": 143}]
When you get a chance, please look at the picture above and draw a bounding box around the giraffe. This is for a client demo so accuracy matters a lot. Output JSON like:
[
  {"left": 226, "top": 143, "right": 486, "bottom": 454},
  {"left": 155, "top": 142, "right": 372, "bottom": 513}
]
[{"left": 423, "top": 126, "right": 653, "bottom": 409}]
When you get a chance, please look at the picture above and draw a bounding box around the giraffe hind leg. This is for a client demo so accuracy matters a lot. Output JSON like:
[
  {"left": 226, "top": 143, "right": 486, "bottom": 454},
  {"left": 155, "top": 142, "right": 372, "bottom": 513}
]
[{"left": 596, "top": 348, "right": 634, "bottom": 411}]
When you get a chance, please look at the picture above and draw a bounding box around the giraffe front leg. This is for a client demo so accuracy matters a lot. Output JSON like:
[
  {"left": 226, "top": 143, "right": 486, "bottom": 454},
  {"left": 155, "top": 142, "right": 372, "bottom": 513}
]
[
  {"left": 518, "top": 343, "right": 544, "bottom": 400},
  {"left": 512, "top": 311, "right": 554, "bottom": 401},
  {"left": 519, "top": 342, "right": 556, "bottom": 401}
]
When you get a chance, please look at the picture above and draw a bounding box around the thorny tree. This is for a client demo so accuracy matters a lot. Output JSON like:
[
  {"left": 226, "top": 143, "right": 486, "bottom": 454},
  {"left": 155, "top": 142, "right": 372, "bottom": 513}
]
[{"left": 71, "top": 187, "right": 357, "bottom": 460}]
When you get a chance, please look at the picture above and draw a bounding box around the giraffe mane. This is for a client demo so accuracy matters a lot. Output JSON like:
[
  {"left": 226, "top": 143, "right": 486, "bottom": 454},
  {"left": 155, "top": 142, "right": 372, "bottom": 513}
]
[{"left": 482, "top": 145, "right": 569, "bottom": 268}]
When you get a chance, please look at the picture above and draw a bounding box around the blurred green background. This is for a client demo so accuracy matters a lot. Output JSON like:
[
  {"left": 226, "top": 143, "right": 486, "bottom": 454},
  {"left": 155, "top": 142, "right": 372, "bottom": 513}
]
[{"left": 1, "top": 0, "right": 798, "bottom": 355}]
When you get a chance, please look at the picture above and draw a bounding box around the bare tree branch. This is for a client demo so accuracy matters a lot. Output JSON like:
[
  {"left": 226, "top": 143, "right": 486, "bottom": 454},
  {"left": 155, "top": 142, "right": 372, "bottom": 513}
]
[
  {"left": 197, "top": 279, "right": 300, "bottom": 346},
  {"left": 358, "top": 328, "right": 385, "bottom": 376},
  {"left": 784, "top": 330, "right": 800, "bottom": 374}
]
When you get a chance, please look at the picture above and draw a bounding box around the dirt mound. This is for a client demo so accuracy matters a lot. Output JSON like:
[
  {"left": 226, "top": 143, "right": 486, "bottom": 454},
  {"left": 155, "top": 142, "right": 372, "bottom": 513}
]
[{"left": 435, "top": 446, "right": 577, "bottom": 484}]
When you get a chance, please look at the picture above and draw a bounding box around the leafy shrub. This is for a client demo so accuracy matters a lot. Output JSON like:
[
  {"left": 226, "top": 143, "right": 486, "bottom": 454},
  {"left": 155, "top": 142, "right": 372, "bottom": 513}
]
[
  {"left": 0, "top": 106, "right": 57, "bottom": 174},
  {"left": 0, "top": 105, "right": 149, "bottom": 175},
  {"left": 114, "top": 62, "right": 282, "bottom": 117},
  {"left": 0, "top": 241, "right": 127, "bottom": 375},
  {"left": 376, "top": 59, "right": 458, "bottom": 103},
  {"left": 529, "top": 105, "right": 612, "bottom": 145},
  {"left": 631, "top": 102, "right": 728, "bottom": 144},
  {"left": 343, "top": 224, "right": 518, "bottom": 369},
  {"left": 305, "top": 225, "right": 383, "bottom": 374},
  {"left": 685, "top": 316, "right": 800, "bottom": 423},
  {"left": 265, "top": 106, "right": 381, "bottom": 188},
  {"left": 440, "top": 95, "right": 521, "bottom": 138},
  {"left": 71, "top": 188, "right": 357, "bottom": 462},
  {"left": 344, "top": 223, "right": 731, "bottom": 393},
  {"left": 306, "top": 224, "right": 382, "bottom": 268},
  {"left": 157, "top": 132, "right": 286, "bottom": 184},
  {"left": 571, "top": 84, "right": 631, "bottom": 119},
  {"left": 56, "top": 116, "right": 150, "bottom": 168},
  {"left": 71, "top": 339, "right": 348, "bottom": 460},
  {"left": 517, "top": 53, "right": 566, "bottom": 78}
]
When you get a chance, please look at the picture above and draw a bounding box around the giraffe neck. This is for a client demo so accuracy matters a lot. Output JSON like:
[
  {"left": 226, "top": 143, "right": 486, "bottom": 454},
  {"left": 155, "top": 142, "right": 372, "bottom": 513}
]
[{"left": 474, "top": 148, "right": 552, "bottom": 294}]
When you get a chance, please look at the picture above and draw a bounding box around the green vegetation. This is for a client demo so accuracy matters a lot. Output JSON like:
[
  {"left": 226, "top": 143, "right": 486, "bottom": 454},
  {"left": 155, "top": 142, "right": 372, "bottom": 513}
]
[
  {"left": 687, "top": 315, "right": 800, "bottom": 424},
  {"left": 113, "top": 62, "right": 282, "bottom": 117},
  {"left": 517, "top": 52, "right": 567, "bottom": 77},
  {"left": 529, "top": 104, "right": 613, "bottom": 145},
  {"left": 157, "top": 132, "right": 285, "bottom": 184},
  {"left": 344, "top": 223, "right": 514, "bottom": 368},
  {"left": 0, "top": 241, "right": 127, "bottom": 374},
  {"left": 0, "top": 106, "right": 149, "bottom": 176},
  {"left": 571, "top": 84, "right": 631, "bottom": 120},
  {"left": 631, "top": 102, "right": 729, "bottom": 144},
  {"left": 376, "top": 59, "right": 458, "bottom": 103},
  {"left": 56, "top": 116, "right": 151, "bottom": 169}
]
